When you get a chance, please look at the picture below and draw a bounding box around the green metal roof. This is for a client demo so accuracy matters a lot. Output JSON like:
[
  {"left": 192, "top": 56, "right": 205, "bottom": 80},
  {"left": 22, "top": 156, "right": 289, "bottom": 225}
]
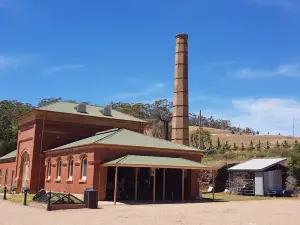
[
  {"left": 38, "top": 102, "right": 146, "bottom": 123},
  {"left": 0, "top": 150, "right": 17, "bottom": 161},
  {"left": 51, "top": 128, "right": 200, "bottom": 152},
  {"left": 102, "top": 155, "right": 210, "bottom": 169}
]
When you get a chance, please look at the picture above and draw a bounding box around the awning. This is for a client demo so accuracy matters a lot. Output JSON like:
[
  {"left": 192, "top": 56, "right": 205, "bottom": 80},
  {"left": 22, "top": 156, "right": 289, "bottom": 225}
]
[{"left": 102, "top": 155, "right": 212, "bottom": 170}]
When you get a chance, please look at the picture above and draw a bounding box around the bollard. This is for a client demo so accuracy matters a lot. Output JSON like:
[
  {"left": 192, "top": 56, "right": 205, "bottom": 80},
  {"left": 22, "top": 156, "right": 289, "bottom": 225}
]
[
  {"left": 47, "top": 191, "right": 51, "bottom": 211},
  {"left": 23, "top": 189, "right": 28, "bottom": 206},
  {"left": 3, "top": 186, "right": 7, "bottom": 200}
]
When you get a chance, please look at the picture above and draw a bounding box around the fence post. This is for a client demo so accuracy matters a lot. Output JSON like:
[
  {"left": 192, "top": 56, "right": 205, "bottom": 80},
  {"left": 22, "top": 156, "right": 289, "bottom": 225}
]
[
  {"left": 3, "top": 186, "right": 7, "bottom": 200},
  {"left": 47, "top": 191, "right": 51, "bottom": 211},
  {"left": 23, "top": 189, "right": 28, "bottom": 206}
]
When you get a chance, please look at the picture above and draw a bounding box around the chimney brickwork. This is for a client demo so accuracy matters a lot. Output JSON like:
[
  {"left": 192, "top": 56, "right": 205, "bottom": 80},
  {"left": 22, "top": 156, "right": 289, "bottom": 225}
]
[{"left": 172, "top": 34, "right": 189, "bottom": 146}]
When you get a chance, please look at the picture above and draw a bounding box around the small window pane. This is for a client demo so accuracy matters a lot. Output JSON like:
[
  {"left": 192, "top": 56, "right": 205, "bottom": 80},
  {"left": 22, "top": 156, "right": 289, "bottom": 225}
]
[
  {"left": 0, "top": 170, "right": 2, "bottom": 185},
  {"left": 69, "top": 160, "right": 74, "bottom": 179},
  {"left": 47, "top": 162, "right": 51, "bottom": 179},
  {"left": 82, "top": 158, "right": 87, "bottom": 179},
  {"left": 57, "top": 161, "right": 62, "bottom": 178},
  {"left": 5, "top": 170, "right": 8, "bottom": 185}
]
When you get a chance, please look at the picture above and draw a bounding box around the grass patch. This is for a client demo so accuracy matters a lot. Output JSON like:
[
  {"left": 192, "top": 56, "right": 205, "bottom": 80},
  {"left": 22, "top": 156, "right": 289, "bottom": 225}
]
[
  {"left": 4, "top": 193, "right": 34, "bottom": 204},
  {"left": 201, "top": 192, "right": 297, "bottom": 202}
]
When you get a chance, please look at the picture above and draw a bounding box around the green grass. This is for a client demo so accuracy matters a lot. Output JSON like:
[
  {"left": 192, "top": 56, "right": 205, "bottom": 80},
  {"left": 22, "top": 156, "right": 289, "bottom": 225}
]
[
  {"left": 201, "top": 192, "right": 297, "bottom": 202},
  {"left": 3, "top": 193, "right": 34, "bottom": 204}
]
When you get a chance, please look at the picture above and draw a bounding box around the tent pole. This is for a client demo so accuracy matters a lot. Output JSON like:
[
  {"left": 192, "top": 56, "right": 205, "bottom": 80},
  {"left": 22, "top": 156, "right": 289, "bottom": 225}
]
[
  {"left": 114, "top": 167, "right": 118, "bottom": 205},
  {"left": 153, "top": 168, "right": 156, "bottom": 203},
  {"left": 163, "top": 169, "right": 166, "bottom": 201},
  {"left": 182, "top": 169, "right": 185, "bottom": 202},
  {"left": 135, "top": 168, "right": 138, "bottom": 201}
]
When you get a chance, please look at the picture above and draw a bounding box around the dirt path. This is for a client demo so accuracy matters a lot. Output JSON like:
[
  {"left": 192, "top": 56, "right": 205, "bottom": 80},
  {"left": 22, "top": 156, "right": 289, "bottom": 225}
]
[{"left": 1, "top": 199, "right": 300, "bottom": 225}]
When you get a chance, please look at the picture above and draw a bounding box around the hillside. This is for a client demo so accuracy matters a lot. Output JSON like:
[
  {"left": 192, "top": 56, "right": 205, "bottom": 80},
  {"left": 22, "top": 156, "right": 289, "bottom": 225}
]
[{"left": 189, "top": 126, "right": 300, "bottom": 148}]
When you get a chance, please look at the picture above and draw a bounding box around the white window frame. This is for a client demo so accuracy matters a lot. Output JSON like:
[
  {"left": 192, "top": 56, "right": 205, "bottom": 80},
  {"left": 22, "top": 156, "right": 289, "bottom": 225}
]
[
  {"left": 57, "top": 160, "right": 62, "bottom": 180},
  {"left": 47, "top": 161, "right": 51, "bottom": 179},
  {"left": 68, "top": 159, "right": 74, "bottom": 180},
  {"left": 81, "top": 158, "right": 87, "bottom": 180}
]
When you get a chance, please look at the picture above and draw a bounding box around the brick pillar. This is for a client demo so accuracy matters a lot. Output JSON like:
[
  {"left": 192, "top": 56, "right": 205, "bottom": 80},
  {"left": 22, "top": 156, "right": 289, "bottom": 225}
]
[{"left": 172, "top": 34, "right": 189, "bottom": 146}]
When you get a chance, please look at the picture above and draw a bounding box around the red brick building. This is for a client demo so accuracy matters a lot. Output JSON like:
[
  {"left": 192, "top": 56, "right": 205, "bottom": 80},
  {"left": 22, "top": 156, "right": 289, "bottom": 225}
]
[{"left": 0, "top": 34, "right": 211, "bottom": 202}]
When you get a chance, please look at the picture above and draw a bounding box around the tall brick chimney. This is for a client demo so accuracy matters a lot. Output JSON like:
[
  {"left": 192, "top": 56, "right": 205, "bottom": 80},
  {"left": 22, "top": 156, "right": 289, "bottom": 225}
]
[{"left": 172, "top": 34, "right": 189, "bottom": 146}]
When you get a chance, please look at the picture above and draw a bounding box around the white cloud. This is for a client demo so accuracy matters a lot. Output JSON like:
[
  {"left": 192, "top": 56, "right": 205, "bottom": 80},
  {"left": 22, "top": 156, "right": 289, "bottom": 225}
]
[
  {"left": 0, "top": 54, "right": 36, "bottom": 69},
  {"left": 229, "top": 98, "right": 300, "bottom": 136},
  {"left": 250, "top": 0, "right": 298, "bottom": 10},
  {"left": 107, "top": 82, "right": 166, "bottom": 100},
  {"left": 231, "top": 61, "right": 300, "bottom": 79},
  {"left": 43, "top": 64, "right": 85, "bottom": 74}
]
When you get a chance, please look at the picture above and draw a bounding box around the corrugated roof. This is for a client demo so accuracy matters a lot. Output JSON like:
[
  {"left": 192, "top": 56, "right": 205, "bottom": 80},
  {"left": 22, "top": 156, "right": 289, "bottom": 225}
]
[
  {"left": 102, "top": 155, "right": 210, "bottom": 169},
  {"left": 38, "top": 102, "right": 146, "bottom": 123},
  {"left": 0, "top": 150, "right": 17, "bottom": 161},
  {"left": 51, "top": 128, "right": 200, "bottom": 152},
  {"left": 228, "top": 158, "right": 287, "bottom": 171}
]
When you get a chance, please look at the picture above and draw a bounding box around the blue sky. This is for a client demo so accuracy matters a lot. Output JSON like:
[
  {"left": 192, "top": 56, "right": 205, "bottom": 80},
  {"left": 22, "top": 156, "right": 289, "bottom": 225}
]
[{"left": 1, "top": 0, "right": 300, "bottom": 136}]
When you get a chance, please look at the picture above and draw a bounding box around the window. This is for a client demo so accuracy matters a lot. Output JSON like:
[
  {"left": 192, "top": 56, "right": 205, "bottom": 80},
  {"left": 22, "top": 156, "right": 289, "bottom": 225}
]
[
  {"left": 47, "top": 161, "right": 51, "bottom": 179},
  {"left": 4, "top": 169, "right": 8, "bottom": 185},
  {"left": 81, "top": 158, "right": 87, "bottom": 180},
  {"left": 0, "top": 170, "right": 2, "bottom": 186},
  {"left": 68, "top": 159, "right": 74, "bottom": 180},
  {"left": 57, "top": 160, "right": 62, "bottom": 180}
]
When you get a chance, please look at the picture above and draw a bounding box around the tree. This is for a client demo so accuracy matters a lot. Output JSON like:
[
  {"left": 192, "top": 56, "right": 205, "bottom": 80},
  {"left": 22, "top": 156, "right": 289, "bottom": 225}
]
[
  {"left": 266, "top": 140, "right": 270, "bottom": 149},
  {"left": 0, "top": 100, "right": 34, "bottom": 156},
  {"left": 276, "top": 140, "right": 280, "bottom": 149},
  {"left": 256, "top": 141, "right": 262, "bottom": 151},
  {"left": 256, "top": 131, "right": 260, "bottom": 135},
  {"left": 189, "top": 129, "right": 212, "bottom": 149},
  {"left": 288, "top": 145, "right": 300, "bottom": 185},
  {"left": 241, "top": 142, "right": 245, "bottom": 151},
  {"left": 233, "top": 142, "right": 238, "bottom": 151},
  {"left": 294, "top": 140, "right": 298, "bottom": 148},
  {"left": 216, "top": 137, "right": 222, "bottom": 150},
  {"left": 247, "top": 140, "right": 255, "bottom": 151},
  {"left": 221, "top": 141, "right": 231, "bottom": 154},
  {"left": 282, "top": 140, "right": 291, "bottom": 149}
]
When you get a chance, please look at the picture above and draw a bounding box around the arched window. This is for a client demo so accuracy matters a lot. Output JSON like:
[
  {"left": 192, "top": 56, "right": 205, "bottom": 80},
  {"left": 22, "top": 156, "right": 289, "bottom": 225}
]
[
  {"left": 0, "top": 170, "right": 2, "bottom": 186},
  {"left": 81, "top": 158, "right": 87, "bottom": 180},
  {"left": 4, "top": 169, "right": 8, "bottom": 185},
  {"left": 47, "top": 161, "right": 51, "bottom": 179},
  {"left": 68, "top": 159, "right": 74, "bottom": 180},
  {"left": 57, "top": 160, "right": 62, "bottom": 180}
]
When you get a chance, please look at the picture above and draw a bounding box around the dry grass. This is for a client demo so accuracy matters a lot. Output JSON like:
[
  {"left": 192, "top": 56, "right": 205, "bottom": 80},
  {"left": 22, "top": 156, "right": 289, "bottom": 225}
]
[
  {"left": 190, "top": 126, "right": 300, "bottom": 148},
  {"left": 201, "top": 192, "right": 297, "bottom": 202}
]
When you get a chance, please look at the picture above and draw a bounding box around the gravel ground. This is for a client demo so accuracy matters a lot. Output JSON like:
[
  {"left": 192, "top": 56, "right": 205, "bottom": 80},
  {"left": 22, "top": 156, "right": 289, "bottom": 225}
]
[{"left": 1, "top": 199, "right": 300, "bottom": 225}]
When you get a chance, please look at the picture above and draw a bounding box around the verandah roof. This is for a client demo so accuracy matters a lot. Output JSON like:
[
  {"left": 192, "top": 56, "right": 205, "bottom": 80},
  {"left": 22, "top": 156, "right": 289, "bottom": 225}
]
[{"left": 102, "top": 155, "right": 212, "bottom": 170}]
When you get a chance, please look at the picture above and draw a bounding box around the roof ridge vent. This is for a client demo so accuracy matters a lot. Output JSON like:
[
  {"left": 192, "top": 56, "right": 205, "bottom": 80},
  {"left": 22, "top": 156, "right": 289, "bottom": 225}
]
[
  {"left": 102, "top": 105, "right": 112, "bottom": 116},
  {"left": 76, "top": 103, "right": 87, "bottom": 113}
]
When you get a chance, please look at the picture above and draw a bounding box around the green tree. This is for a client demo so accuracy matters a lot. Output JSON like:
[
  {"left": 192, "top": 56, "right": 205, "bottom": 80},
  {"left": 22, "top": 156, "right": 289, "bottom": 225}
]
[
  {"left": 216, "top": 137, "right": 222, "bottom": 150},
  {"left": 189, "top": 129, "right": 212, "bottom": 149},
  {"left": 276, "top": 140, "right": 280, "bottom": 149},
  {"left": 256, "top": 140, "right": 262, "bottom": 151},
  {"left": 0, "top": 100, "right": 34, "bottom": 157},
  {"left": 282, "top": 140, "right": 290, "bottom": 149},
  {"left": 247, "top": 140, "right": 255, "bottom": 151},
  {"left": 220, "top": 141, "right": 231, "bottom": 154},
  {"left": 241, "top": 142, "right": 245, "bottom": 151},
  {"left": 233, "top": 142, "right": 238, "bottom": 151},
  {"left": 288, "top": 145, "right": 300, "bottom": 185},
  {"left": 294, "top": 140, "right": 299, "bottom": 148}
]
